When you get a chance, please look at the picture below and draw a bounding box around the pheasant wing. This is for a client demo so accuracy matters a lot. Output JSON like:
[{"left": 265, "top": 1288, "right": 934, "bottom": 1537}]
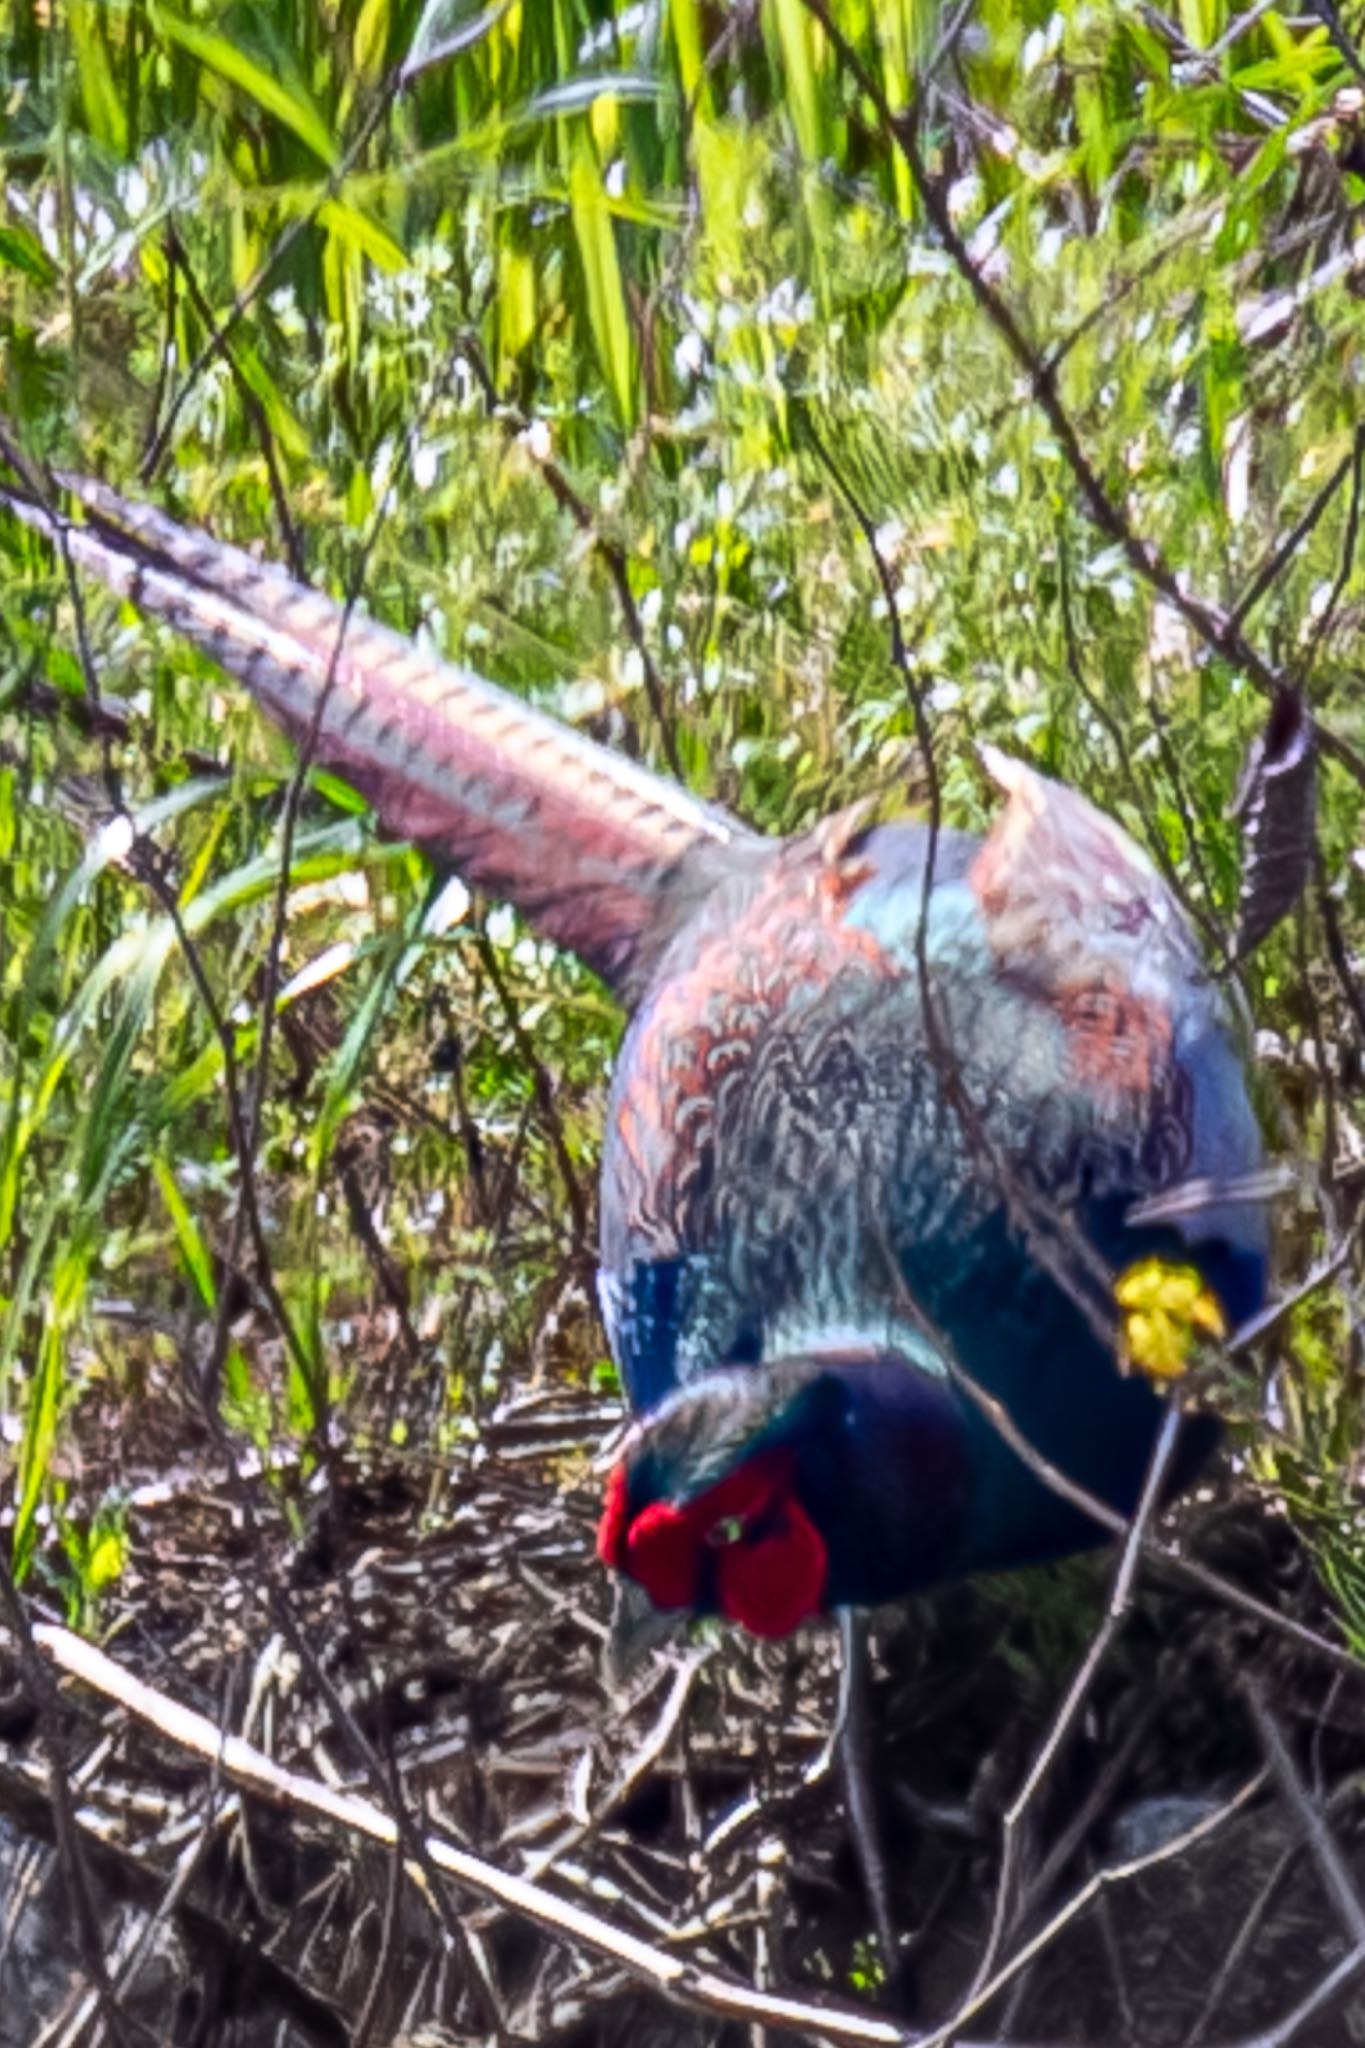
[{"left": 968, "top": 745, "right": 1271, "bottom": 1299}]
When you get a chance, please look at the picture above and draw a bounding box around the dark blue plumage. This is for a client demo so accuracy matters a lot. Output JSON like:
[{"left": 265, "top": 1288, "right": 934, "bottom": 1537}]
[
  {"left": 2, "top": 464, "right": 1270, "bottom": 1648},
  {"left": 598, "top": 760, "right": 1268, "bottom": 1635}
]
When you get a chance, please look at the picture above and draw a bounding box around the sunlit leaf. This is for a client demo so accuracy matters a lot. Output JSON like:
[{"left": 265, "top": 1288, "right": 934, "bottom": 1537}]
[
  {"left": 402, "top": 0, "right": 509, "bottom": 82},
  {"left": 569, "top": 143, "right": 636, "bottom": 427},
  {"left": 150, "top": 5, "right": 338, "bottom": 167}
]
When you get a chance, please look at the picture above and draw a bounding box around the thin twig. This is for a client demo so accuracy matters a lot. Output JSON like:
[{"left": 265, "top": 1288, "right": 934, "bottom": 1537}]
[
  {"left": 1243, "top": 1677, "right": 1365, "bottom": 1946},
  {"left": 1303, "top": 428, "right": 1365, "bottom": 688},
  {"left": 162, "top": 226, "right": 307, "bottom": 580},
  {"left": 1227, "top": 428, "right": 1365, "bottom": 633},
  {"left": 917, "top": 1771, "right": 1269, "bottom": 2048},
  {"left": 0, "top": 1568, "right": 136, "bottom": 2048},
  {"left": 451, "top": 329, "right": 684, "bottom": 780},
  {"left": 30, "top": 1620, "right": 1038, "bottom": 2048},
  {"left": 800, "top": 0, "right": 1365, "bottom": 796},
  {"left": 475, "top": 930, "right": 591, "bottom": 1252},
  {"left": 969, "top": 1402, "right": 1185, "bottom": 1995},
  {"left": 139, "top": 69, "right": 405, "bottom": 480}
]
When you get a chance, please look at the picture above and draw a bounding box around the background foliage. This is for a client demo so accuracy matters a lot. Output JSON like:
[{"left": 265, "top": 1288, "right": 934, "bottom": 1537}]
[{"left": 2, "top": 0, "right": 1365, "bottom": 1653}]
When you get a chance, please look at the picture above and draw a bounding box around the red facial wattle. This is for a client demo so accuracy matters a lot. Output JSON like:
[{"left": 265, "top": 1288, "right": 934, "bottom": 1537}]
[
  {"left": 714, "top": 1492, "right": 825, "bottom": 1637},
  {"left": 596, "top": 1449, "right": 827, "bottom": 1638}
]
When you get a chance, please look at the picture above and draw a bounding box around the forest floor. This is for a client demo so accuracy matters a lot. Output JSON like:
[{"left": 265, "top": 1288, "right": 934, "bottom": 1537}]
[{"left": 2, "top": 1320, "right": 1364, "bottom": 2048}]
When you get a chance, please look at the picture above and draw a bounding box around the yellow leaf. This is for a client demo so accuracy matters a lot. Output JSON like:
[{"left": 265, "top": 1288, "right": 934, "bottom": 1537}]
[
  {"left": 354, "top": 0, "right": 391, "bottom": 83},
  {"left": 88, "top": 1526, "right": 127, "bottom": 1592}
]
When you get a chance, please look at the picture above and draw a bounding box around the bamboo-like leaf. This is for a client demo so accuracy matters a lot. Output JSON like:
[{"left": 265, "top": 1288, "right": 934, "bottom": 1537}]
[
  {"left": 13, "top": 1278, "right": 74, "bottom": 1573},
  {"left": 403, "top": 0, "right": 509, "bottom": 83},
  {"left": 569, "top": 144, "right": 636, "bottom": 428},
  {"left": 769, "top": 0, "right": 824, "bottom": 163},
  {"left": 670, "top": 0, "right": 707, "bottom": 108},
  {"left": 317, "top": 197, "right": 408, "bottom": 274},
  {"left": 529, "top": 72, "right": 662, "bottom": 119},
  {"left": 150, "top": 5, "right": 338, "bottom": 167},
  {"left": 0, "top": 224, "right": 59, "bottom": 288},
  {"left": 69, "top": 0, "right": 129, "bottom": 155},
  {"left": 153, "top": 1154, "right": 217, "bottom": 1310},
  {"left": 353, "top": 0, "right": 392, "bottom": 85},
  {"left": 307, "top": 872, "right": 463, "bottom": 1175}
]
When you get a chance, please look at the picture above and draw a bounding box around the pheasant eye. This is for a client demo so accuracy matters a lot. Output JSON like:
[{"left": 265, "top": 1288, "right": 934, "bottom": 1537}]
[{"left": 708, "top": 1514, "right": 746, "bottom": 1547}]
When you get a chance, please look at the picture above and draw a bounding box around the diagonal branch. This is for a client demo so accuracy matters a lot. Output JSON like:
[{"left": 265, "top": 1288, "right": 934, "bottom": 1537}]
[
  {"left": 30, "top": 1620, "right": 1039, "bottom": 2048},
  {"left": 799, "top": 0, "right": 1365, "bottom": 794}
]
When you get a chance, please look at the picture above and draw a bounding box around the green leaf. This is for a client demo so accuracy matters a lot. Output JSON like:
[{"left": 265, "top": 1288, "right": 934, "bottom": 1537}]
[
  {"left": 153, "top": 1154, "right": 217, "bottom": 1310},
  {"left": 0, "top": 225, "right": 58, "bottom": 288},
  {"left": 569, "top": 144, "right": 636, "bottom": 428},
  {"left": 87, "top": 1522, "right": 128, "bottom": 1593},
  {"left": 403, "top": 0, "right": 508, "bottom": 83},
  {"left": 69, "top": 0, "right": 129, "bottom": 155},
  {"left": 317, "top": 197, "right": 408, "bottom": 274},
  {"left": 150, "top": 5, "right": 339, "bottom": 167}
]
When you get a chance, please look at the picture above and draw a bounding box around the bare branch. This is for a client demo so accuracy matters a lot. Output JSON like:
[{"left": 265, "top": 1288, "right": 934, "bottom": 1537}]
[
  {"left": 798, "top": 0, "right": 1365, "bottom": 796},
  {"left": 30, "top": 1620, "right": 1040, "bottom": 2048}
]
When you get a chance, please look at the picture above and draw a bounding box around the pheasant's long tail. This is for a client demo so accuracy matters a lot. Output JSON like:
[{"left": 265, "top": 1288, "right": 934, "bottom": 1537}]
[{"left": 3, "top": 466, "right": 753, "bottom": 994}]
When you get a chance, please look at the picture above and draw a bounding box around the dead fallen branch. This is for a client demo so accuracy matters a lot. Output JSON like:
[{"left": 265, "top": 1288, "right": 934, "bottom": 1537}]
[{"left": 30, "top": 1620, "right": 1042, "bottom": 2048}]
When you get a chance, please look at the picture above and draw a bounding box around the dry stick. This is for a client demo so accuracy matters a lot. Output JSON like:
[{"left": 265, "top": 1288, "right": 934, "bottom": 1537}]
[
  {"left": 1228, "top": 1681, "right": 1365, "bottom": 2048},
  {"left": 1182, "top": 1767, "right": 1365, "bottom": 2047},
  {"left": 143, "top": 235, "right": 179, "bottom": 484},
  {"left": 0, "top": 1570, "right": 141, "bottom": 2048},
  {"left": 1147, "top": 683, "right": 1236, "bottom": 972},
  {"left": 0, "top": 454, "right": 316, "bottom": 1387},
  {"left": 1208, "top": 0, "right": 1289, "bottom": 60},
  {"left": 806, "top": 417, "right": 1122, "bottom": 1357},
  {"left": 1316, "top": 851, "right": 1365, "bottom": 1059},
  {"left": 1225, "top": 1232, "right": 1358, "bottom": 1357},
  {"left": 475, "top": 930, "right": 590, "bottom": 1252},
  {"left": 1308, "top": 0, "right": 1365, "bottom": 88},
  {"left": 944, "top": 1342, "right": 1362, "bottom": 1677},
  {"left": 348, "top": 1830, "right": 404, "bottom": 2048},
  {"left": 27, "top": 1621, "right": 1050, "bottom": 2048},
  {"left": 799, "top": 0, "right": 1365, "bottom": 796},
  {"left": 869, "top": 1232, "right": 1365, "bottom": 2014},
  {"left": 0, "top": 445, "right": 311, "bottom": 1398},
  {"left": 1303, "top": 427, "right": 1365, "bottom": 689},
  {"left": 1010, "top": 1693, "right": 1161, "bottom": 1938},
  {"left": 1056, "top": 523, "right": 1225, "bottom": 957},
  {"left": 518, "top": 1651, "right": 710, "bottom": 1887},
  {"left": 869, "top": 1148, "right": 1360, "bottom": 1681},
  {"left": 1090, "top": 1867, "right": 1137, "bottom": 2045},
  {"left": 52, "top": 399, "right": 511, "bottom": 2032},
  {"left": 968, "top": 1401, "right": 1185, "bottom": 2001},
  {"left": 1226, "top": 426, "right": 1365, "bottom": 633},
  {"left": 71, "top": 1803, "right": 239, "bottom": 2048},
  {"left": 1138, "top": 4, "right": 1286, "bottom": 129},
  {"left": 219, "top": 320, "right": 470, "bottom": 1421},
  {"left": 915, "top": 1771, "right": 1270, "bottom": 2048},
  {"left": 125, "top": 846, "right": 315, "bottom": 1388},
  {"left": 1229, "top": 1942, "right": 1365, "bottom": 2048},
  {"left": 1243, "top": 1678, "right": 1365, "bottom": 1947}
]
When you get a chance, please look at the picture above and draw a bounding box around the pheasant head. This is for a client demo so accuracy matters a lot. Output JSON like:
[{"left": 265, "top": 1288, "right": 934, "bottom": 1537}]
[
  {"left": 597, "top": 1360, "right": 844, "bottom": 1644},
  {"left": 596, "top": 1346, "right": 974, "bottom": 1678}
]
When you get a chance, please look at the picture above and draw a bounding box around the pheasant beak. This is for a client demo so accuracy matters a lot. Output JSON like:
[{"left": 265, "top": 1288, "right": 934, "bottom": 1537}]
[{"left": 602, "top": 1576, "right": 693, "bottom": 1695}]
